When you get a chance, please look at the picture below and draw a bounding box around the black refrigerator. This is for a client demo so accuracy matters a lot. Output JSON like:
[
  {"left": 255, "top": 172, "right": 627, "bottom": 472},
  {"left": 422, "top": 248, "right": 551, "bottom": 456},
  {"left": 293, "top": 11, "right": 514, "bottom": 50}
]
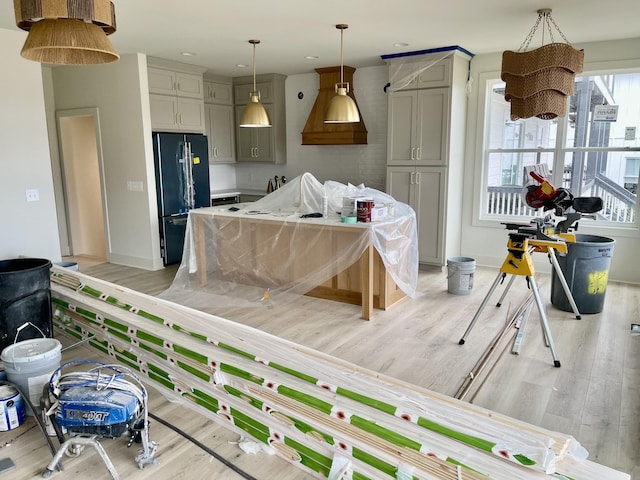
[{"left": 153, "top": 132, "right": 210, "bottom": 265}]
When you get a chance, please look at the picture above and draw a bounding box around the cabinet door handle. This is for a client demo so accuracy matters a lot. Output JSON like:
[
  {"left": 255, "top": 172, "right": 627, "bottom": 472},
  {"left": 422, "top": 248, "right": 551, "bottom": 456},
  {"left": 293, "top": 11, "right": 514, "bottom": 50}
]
[
  {"left": 410, "top": 171, "right": 415, "bottom": 185},
  {"left": 214, "top": 147, "right": 218, "bottom": 157},
  {"left": 410, "top": 147, "right": 415, "bottom": 161},
  {"left": 416, "top": 147, "right": 421, "bottom": 161},
  {"left": 176, "top": 113, "right": 180, "bottom": 125},
  {"left": 416, "top": 172, "right": 421, "bottom": 185}
]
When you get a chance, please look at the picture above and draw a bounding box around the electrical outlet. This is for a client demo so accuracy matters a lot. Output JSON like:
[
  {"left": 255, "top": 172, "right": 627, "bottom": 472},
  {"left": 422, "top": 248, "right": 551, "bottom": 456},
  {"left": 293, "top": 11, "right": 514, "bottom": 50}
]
[{"left": 26, "top": 188, "right": 39, "bottom": 202}]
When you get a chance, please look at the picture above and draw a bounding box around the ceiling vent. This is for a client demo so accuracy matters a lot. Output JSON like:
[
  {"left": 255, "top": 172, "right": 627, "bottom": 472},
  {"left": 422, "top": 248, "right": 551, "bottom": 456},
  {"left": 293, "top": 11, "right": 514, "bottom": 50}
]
[{"left": 301, "top": 66, "right": 367, "bottom": 145}]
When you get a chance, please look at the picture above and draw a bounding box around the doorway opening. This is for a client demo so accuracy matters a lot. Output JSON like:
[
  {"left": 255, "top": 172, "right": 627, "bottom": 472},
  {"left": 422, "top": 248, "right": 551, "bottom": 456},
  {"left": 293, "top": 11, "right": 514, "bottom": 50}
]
[{"left": 55, "top": 108, "right": 109, "bottom": 265}]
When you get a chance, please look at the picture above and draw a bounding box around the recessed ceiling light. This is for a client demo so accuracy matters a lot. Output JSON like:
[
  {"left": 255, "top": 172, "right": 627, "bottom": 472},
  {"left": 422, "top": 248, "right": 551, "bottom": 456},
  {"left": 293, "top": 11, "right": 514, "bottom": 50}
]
[
  {"left": 394, "top": 43, "right": 409, "bottom": 47},
  {"left": 305, "top": 55, "right": 319, "bottom": 60},
  {"left": 181, "top": 52, "right": 195, "bottom": 56}
]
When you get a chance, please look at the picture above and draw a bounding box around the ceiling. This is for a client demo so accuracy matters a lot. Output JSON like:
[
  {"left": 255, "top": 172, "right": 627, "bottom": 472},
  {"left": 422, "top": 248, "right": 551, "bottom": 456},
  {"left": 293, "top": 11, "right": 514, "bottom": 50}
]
[{"left": 2, "top": 1, "right": 638, "bottom": 78}]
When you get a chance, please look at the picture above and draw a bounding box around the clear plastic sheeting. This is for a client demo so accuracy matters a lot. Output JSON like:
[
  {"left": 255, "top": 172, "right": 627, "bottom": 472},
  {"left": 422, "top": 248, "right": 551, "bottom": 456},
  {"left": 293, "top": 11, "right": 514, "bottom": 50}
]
[
  {"left": 386, "top": 50, "right": 452, "bottom": 93},
  {"left": 159, "top": 172, "right": 419, "bottom": 311}
]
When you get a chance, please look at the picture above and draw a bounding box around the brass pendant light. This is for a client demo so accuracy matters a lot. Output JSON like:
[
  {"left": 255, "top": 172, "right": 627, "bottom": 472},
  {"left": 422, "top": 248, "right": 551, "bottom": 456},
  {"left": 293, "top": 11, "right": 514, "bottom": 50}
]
[
  {"left": 239, "top": 39, "right": 271, "bottom": 128},
  {"left": 325, "top": 24, "right": 360, "bottom": 124},
  {"left": 14, "top": 0, "right": 119, "bottom": 65}
]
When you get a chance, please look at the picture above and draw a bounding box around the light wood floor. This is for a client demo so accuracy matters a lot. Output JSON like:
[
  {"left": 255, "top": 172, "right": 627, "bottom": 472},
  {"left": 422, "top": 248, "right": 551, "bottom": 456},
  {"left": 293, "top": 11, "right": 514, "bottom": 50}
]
[{"left": 2, "top": 256, "right": 638, "bottom": 479}]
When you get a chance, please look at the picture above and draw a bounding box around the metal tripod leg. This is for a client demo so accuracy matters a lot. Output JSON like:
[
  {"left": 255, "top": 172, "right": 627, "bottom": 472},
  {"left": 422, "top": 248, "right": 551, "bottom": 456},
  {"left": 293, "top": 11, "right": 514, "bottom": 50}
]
[
  {"left": 528, "top": 275, "right": 561, "bottom": 367},
  {"left": 548, "top": 247, "right": 581, "bottom": 319},
  {"left": 459, "top": 272, "right": 506, "bottom": 345},
  {"left": 496, "top": 274, "right": 516, "bottom": 307}
]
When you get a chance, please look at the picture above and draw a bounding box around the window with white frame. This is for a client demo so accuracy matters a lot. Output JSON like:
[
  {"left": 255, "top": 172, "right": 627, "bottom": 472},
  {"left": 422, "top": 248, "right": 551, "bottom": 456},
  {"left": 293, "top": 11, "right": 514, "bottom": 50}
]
[{"left": 481, "top": 71, "right": 640, "bottom": 225}]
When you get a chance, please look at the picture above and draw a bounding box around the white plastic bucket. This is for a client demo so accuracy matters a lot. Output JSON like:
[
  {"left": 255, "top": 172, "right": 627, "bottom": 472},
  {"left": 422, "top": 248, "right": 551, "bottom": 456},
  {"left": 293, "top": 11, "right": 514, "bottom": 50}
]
[
  {"left": 447, "top": 257, "right": 476, "bottom": 295},
  {"left": 0, "top": 384, "right": 25, "bottom": 431},
  {"left": 1, "top": 338, "right": 61, "bottom": 415}
]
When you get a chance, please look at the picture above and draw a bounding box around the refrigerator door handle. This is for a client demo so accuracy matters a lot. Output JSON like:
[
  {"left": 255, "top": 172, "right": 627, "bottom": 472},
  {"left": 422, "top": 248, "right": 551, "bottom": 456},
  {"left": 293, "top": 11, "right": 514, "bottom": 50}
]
[
  {"left": 186, "top": 141, "right": 195, "bottom": 209},
  {"left": 167, "top": 217, "right": 188, "bottom": 226}
]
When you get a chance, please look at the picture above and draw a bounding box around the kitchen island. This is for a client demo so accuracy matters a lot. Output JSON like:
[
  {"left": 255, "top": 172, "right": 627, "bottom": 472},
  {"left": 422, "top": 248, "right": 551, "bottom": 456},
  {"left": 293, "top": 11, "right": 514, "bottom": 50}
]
[
  {"left": 165, "top": 173, "right": 419, "bottom": 319},
  {"left": 188, "top": 206, "right": 415, "bottom": 319}
]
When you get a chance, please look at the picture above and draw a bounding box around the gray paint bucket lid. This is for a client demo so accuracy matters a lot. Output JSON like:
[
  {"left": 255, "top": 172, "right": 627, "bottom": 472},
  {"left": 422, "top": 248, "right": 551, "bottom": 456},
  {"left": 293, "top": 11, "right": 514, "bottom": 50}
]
[{"left": 1, "top": 338, "right": 62, "bottom": 364}]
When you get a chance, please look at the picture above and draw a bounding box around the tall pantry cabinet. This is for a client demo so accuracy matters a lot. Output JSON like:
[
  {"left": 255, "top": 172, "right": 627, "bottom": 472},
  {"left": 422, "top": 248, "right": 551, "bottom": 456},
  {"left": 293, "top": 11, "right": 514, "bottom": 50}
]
[{"left": 385, "top": 49, "right": 471, "bottom": 266}]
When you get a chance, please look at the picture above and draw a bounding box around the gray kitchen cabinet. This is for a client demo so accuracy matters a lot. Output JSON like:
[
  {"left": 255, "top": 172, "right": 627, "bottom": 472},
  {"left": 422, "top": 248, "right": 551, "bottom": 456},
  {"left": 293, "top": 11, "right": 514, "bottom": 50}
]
[
  {"left": 233, "top": 73, "right": 286, "bottom": 164},
  {"left": 204, "top": 78, "right": 235, "bottom": 164},
  {"left": 385, "top": 49, "right": 471, "bottom": 266},
  {"left": 205, "top": 103, "right": 235, "bottom": 163},
  {"left": 148, "top": 61, "right": 206, "bottom": 133},
  {"left": 204, "top": 81, "right": 233, "bottom": 105},
  {"left": 150, "top": 95, "right": 205, "bottom": 133},
  {"left": 387, "top": 166, "right": 445, "bottom": 264}
]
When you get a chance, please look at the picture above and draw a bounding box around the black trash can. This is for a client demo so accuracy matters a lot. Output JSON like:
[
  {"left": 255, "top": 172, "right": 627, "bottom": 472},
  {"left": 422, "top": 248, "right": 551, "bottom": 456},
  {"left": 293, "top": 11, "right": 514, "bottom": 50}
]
[
  {"left": 551, "top": 234, "right": 615, "bottom": 314},
  {"left": 0, "top": 258, "right": 53, "bottom": 353}
]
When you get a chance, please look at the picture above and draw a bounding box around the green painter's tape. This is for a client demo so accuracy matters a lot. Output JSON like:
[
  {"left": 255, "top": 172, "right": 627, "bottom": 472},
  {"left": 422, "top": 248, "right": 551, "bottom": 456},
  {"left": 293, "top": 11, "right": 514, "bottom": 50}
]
[
  {"left": 269, "top": 362, "right": 318, "bottom": 384},
  {"left": 336, "top": 387, "right": 396, "bottom": 415},
  {"left": 190, "top": 389, "right": 220, "bottom": 411},
  {"left": 108, "top": 328, "right": 132, "bottom": 343},
  {"left": 220, "top": 363, "right": 263, "bottom": 384},
  {"left": 173, "top": 344, "right": 208, "bottom": 365},
  {"left": 136, "top": 310, "right": 164, "bottom": 324},
  {"left": 283, "top": 436, "right": 331, "bottom": 476},
  {"left": 136, "top": 330, "right": 164, "bottom": 346},
  {"left": 148, "top": 371, "right": 175, "bottom": 390},
  {"left": 417, "top": 416, "right": 496, "bottom": 454},
  {"left": 230, "top": 408, "right": 270, "bottom": 437},
  {"left": 52, "top": 297, "right": 70, "bottom": 309},
  {"left": 277, "top": 386, "right": 333, "bottom": 415},
  {"left": 75, "top": 306, "right": 97, "bottom": 320},
  {"left": 218, "top": 342, "right": 256, "bottom": 360},
  {"left": 103, "top": 318, "right": 128, "bottom": 332},
  {"left": 223, "top": 385, "right": 264, "bottom": 410},
  {"left": 177, "top": 360, "right": 210, "bottom": 382},
  {"left": 184, "top": 391, "right": 218, "bottom": 413},
  {"left": 350, "top": 415, "right": 422, "bottom": 451},
  {"left": 353, "top": 446, "right": 396, "bottom": 477},
  {"left": 139, "top": 342, "right": 168, "bottom": 360},
  {"left": 352, "top": 472, "right": 374, "bottom": 480}
]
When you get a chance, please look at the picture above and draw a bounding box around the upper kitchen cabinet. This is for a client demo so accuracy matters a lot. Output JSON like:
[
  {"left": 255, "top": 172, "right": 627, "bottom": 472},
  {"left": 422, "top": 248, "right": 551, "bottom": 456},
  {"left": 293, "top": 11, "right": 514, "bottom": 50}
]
[
  {"left": 233, "top": 73, "right": 286, "bottom": 164},
  {"left": 204, "top": 81, "right": 233, "bottom": 105},
  {"left": 387, "top": 87, "right": 449, "bottom": 166},
  {"left": 384, "top": 47, "right": 472, "bottom": 266},
  {"left": 204, "top": 76, "right": 235, "bottom": 164},
  {"left": 147, "top": 58, "right": 207, "bottom": 133}
]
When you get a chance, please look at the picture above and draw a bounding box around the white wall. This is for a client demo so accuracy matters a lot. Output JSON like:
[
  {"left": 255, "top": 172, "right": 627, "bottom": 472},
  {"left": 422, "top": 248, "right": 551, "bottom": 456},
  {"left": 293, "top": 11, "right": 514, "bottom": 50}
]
[
  {"left": 235, "top": 65, "right": 389, "bottom": 192},
  {"left": 461, "top": 38, "right": 640, "bottom": 283},
  {"left": 51, "top": 54, "right": 163, "bottom": 270},
  {"left": 0, "top": 29, "right": 61, "bottom": 263}
]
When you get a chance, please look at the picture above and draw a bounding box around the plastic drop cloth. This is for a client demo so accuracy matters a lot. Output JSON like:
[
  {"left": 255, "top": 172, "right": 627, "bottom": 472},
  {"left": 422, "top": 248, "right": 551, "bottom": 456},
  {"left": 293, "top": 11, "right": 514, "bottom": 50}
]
[
  {"left": 159, "top": 172, "right": 419, "bottom": 311},
  {"left": 384, "top": 47, "right": 473, "bottom": 96}
]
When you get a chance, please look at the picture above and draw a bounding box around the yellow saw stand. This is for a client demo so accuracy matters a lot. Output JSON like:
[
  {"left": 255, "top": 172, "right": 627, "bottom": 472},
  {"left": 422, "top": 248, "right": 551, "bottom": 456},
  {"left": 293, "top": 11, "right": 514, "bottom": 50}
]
[{"left": 458, "top": 232, "right": 581, "bottom": 367}]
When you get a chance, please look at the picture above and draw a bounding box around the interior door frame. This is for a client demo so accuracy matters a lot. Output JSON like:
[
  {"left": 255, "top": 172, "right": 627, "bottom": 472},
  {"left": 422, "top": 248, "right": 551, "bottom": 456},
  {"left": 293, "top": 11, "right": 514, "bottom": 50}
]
[{"left": 54, "top": 107, "right": 111, "bottom": 260}]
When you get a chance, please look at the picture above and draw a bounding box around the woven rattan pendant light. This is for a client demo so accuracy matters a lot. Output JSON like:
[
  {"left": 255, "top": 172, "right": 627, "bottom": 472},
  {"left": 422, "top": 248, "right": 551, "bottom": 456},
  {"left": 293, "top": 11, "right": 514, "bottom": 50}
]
[
  {"left": 501, "top": 8, "right": 583, "bottom": 120},
  {"left": 14, "top": 0, "right": 119, "bottom": 65}
]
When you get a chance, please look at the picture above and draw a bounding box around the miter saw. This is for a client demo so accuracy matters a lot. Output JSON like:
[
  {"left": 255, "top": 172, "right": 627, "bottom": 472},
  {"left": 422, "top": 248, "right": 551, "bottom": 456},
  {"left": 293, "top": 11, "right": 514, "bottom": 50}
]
[
  {"left": 458, "top": 170, "right": 604, "bottom": 367},
  {"left": 521, "top": 170, "right": 603, "bottom": 236}
]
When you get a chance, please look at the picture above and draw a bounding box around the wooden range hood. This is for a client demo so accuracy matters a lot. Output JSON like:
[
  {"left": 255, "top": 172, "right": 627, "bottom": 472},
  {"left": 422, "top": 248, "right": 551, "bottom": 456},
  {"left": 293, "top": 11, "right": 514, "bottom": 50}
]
[{"left": 301, "top": 66, "right": 367, "bottom": 145}]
